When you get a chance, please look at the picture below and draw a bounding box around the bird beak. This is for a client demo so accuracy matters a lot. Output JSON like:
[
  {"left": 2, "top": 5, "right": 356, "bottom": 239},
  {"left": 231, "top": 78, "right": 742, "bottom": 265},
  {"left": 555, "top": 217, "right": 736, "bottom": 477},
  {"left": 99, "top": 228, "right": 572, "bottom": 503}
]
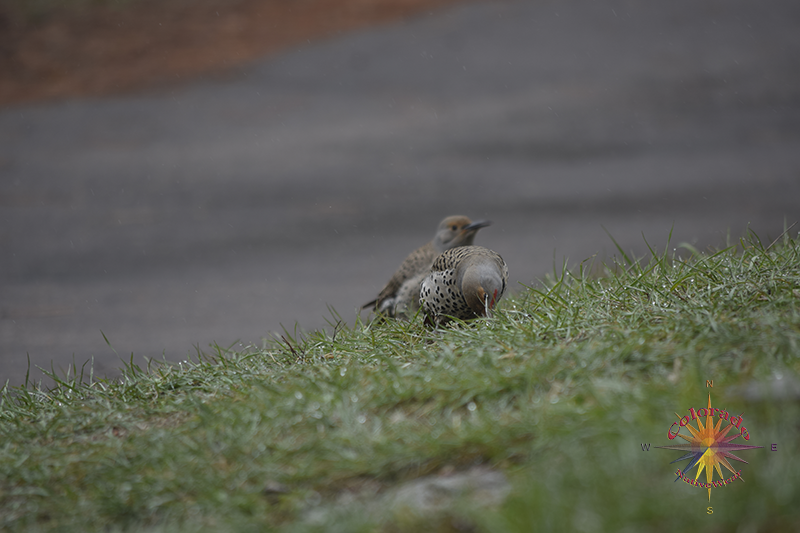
[
  {"left": 483, "top": 288, "right": 499, "bottom": 316},
  {"left": 463, "top": 220, "right": 491, "bottom": 233}
]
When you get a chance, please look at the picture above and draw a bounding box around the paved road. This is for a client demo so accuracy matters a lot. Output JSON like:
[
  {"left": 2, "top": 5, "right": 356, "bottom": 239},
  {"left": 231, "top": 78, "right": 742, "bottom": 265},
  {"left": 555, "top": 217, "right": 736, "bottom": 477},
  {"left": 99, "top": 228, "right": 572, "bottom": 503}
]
[{"left": 2, "top": 0, "right": 799, "bottom": 388}]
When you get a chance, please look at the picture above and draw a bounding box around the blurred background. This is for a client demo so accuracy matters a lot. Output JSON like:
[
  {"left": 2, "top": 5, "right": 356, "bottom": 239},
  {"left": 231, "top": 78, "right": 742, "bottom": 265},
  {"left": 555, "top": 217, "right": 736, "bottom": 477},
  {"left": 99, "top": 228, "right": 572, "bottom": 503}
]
[{"left": 1, "top": 0, "right": 799, "bottom": 387}]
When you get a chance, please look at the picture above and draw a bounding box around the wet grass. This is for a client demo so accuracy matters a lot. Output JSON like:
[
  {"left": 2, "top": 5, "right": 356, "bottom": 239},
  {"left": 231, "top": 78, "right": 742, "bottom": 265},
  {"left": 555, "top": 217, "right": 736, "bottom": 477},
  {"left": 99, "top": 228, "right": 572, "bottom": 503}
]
[{"left": 1, "top": 229, "right": 799, "bottom": 531}]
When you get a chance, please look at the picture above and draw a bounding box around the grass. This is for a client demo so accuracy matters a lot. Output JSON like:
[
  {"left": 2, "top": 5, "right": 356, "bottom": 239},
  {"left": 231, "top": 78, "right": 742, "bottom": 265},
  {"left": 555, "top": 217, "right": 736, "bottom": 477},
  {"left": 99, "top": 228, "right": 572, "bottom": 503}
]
[{"left": 1, "top": 229, "right": 799, "bottom": 532}]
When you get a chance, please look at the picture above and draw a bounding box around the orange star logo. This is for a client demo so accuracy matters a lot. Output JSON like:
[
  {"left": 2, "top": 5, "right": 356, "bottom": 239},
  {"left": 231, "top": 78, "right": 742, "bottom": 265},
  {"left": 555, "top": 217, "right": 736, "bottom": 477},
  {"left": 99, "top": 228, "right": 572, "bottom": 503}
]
[{"left": 656, "top": 394, "right": 763, "bottom": 501}]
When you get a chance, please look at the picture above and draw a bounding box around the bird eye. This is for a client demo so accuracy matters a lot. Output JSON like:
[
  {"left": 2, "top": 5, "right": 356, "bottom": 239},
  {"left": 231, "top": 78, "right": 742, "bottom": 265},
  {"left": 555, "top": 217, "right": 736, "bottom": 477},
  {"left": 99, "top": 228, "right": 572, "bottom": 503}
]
[{"left": 451, "top": 225, "right": 458, "bottom": 231}]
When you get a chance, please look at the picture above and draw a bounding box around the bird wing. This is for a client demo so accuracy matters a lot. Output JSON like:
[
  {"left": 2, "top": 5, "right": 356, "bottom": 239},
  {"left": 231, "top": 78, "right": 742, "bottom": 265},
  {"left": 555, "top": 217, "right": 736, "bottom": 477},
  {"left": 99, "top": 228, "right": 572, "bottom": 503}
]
[
  {"left": 366, "top": 242, "right": 436, "bottom": 310},
  {"left": 431, "top": 246, "right": 471, "bottom": 272}
]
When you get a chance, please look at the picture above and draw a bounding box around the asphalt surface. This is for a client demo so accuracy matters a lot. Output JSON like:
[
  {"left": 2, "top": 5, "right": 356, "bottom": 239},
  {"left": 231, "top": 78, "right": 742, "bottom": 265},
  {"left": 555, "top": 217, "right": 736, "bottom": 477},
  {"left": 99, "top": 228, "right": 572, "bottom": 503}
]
[{"left": 2, "top": 0, "right": 799, "bottom": 388}]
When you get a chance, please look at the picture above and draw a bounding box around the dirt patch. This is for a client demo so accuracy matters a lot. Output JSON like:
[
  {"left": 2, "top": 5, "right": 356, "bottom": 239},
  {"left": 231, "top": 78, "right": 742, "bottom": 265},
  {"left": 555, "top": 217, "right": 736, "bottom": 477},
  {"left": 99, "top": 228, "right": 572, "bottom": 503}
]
[{"left": 0, "top": 0, "right": 464, "bottom": 107}]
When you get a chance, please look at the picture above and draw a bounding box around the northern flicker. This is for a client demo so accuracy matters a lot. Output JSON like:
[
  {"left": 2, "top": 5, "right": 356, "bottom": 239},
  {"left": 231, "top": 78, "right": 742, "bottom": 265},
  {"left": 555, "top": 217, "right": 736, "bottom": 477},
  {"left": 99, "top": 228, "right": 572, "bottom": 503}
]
[
  {"left": 364, "top": 216, "right": 491, "bottom": 318},
  {"left": 420, "top": 245, "right": 508, "bottom": 324}
]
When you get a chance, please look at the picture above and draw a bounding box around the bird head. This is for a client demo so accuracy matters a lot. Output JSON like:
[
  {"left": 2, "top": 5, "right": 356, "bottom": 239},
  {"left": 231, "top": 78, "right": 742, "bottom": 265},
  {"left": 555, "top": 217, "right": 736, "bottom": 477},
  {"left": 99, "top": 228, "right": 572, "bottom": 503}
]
[
  {"left": 460, "top": 259, "right": 506, "bottom": 317},
  {"left": 432, "top": 216, "right": 491, "bottom": 253}
]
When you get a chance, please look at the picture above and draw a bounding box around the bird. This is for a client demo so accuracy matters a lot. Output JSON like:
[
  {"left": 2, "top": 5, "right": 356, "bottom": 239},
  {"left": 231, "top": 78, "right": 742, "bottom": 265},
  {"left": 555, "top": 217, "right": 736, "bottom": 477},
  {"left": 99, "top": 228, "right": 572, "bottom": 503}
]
[
  {"left": 364, "top": 216, "right": 491, "bottom": 318},
  {"left": 419, "top": 245, "right": 508, "bottom": 325}
]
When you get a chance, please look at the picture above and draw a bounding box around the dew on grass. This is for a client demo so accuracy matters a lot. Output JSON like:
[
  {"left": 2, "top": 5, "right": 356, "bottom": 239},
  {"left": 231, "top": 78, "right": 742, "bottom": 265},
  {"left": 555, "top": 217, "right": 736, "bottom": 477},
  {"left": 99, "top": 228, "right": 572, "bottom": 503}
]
[
  {"left": 357, "top": 414, "right": 367, "bottom": 424},
  {"left": 294, "top": 391, "right": 303, "bottom": 400},
  {"left": 467, "top": 401, "right": 477, "bottom": 411}
]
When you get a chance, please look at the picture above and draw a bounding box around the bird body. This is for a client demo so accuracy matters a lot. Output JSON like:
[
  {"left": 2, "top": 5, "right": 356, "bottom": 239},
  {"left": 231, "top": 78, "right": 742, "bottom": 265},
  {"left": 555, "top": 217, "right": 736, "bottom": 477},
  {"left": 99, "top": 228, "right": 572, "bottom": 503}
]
[
  {"left": 365, "top": 216, "right": 491, "bottom": 318},
  {"left": 420, "top": 245, "right": 508, "bottom": 324}
]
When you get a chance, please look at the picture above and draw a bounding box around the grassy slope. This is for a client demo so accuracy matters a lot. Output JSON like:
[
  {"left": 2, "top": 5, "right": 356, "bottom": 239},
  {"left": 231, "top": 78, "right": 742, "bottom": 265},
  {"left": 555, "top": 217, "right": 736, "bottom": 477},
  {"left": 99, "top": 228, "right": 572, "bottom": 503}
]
[{"left": 1, "top": 231, "right": 799, "bottom": 532}]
